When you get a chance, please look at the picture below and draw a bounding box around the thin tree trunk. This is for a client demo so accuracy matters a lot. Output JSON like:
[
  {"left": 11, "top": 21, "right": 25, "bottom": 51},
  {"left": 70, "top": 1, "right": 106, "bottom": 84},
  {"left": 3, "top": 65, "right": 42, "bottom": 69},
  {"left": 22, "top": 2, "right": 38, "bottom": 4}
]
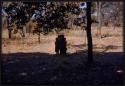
[
  {"left": 97, "top": 2, "right": 102, "bottom": 38},
  {"left": 8, "top": 29, "right": 12, "bottom": 39},
  {"left": 86, "top": 2, "right": 93, "bottom": 63},
  {"left": 38, "top": 29, "right": 40, "bottom": 43}
]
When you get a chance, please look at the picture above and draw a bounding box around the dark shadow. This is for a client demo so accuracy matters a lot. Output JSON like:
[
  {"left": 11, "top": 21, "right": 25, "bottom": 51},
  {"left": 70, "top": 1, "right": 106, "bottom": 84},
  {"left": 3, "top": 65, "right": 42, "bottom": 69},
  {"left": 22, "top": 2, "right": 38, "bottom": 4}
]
[
  {"left": 71, "top": 44, "right": 122, "bottom": 52},
  {"left": 1, "top": 51, "right": 123, "bottom": 85},
  {"left": 103, "top": 45, "right": 122, "bottom": 52},
  {"left": 70, "top": 44, "right": 87, "bottom": 49}
]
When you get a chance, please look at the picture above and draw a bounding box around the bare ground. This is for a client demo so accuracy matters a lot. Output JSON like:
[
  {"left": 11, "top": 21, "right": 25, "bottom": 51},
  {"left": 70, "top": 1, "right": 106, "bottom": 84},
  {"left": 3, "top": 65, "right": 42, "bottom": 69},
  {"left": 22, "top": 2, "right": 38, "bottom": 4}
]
[
  {"left": 2, "top": 26, "right": 123, "bottom": 54},
  {"left": 1, "top": 26, "right": 124, "bottom": 85}
]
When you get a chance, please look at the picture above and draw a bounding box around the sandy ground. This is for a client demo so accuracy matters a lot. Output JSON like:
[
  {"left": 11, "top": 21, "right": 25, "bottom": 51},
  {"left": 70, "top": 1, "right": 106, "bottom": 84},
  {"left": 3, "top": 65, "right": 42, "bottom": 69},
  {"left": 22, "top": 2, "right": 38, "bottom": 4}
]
[
  {"left": 2, "top": 26, "right": 123, "bottom": 54},
  {"left": 1, "top": 26, "right": 123, "bottom": 84}
]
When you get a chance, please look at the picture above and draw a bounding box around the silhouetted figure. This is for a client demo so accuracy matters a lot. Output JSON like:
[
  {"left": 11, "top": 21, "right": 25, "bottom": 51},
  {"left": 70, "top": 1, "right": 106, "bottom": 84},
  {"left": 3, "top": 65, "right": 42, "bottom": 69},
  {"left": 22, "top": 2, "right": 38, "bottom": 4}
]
[{"left": 55, "top": 35, "right": 67, "bottom": 55}]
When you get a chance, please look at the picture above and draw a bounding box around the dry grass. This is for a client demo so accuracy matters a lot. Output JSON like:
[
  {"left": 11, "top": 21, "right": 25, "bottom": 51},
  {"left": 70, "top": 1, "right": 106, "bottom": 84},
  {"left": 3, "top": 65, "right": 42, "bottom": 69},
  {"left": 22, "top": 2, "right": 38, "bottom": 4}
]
[{"left": 2, "top": 26, "right": 123, "bottom": 54}]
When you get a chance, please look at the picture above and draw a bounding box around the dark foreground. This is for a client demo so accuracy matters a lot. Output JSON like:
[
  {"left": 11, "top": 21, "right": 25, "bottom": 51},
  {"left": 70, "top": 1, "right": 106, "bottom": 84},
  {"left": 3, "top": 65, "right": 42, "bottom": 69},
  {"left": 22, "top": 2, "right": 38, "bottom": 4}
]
[{"left": 1, "top": 51, "right": 123, "bottom": 85}]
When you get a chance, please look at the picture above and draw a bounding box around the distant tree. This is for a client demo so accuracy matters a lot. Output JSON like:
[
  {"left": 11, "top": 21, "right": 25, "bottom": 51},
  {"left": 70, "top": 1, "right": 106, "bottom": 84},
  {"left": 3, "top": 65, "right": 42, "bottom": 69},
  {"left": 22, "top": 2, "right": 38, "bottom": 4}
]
[
  {"left": 96, "top": 1, "right": 102, "bottom": 38},
  {"left": 91, "top": 2, "right": 96, "bottom": 13},
  {"left": 97, "top": 2, "right": 123, "bottom": 30},
  {"left": 112, "top": 2, "right": 123, "bottom": 29}
]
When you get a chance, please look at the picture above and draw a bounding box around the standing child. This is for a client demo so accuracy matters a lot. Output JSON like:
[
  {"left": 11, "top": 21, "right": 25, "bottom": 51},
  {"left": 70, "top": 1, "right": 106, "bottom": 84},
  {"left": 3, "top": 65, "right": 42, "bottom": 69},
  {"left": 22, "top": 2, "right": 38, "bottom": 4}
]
[{"left": 55, "top": 34, "right": 67, "bottom": 55}]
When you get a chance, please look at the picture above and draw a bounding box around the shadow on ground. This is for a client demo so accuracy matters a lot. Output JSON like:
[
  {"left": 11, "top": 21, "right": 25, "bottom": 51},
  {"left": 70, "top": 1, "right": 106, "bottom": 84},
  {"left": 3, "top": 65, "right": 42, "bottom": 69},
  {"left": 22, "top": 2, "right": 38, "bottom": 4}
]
[
  {"left": 1, "top": 50, "right": 123, "bottom": 85},
  {"left": 71, "top": 44, "right": 122, "bottom": 52}
]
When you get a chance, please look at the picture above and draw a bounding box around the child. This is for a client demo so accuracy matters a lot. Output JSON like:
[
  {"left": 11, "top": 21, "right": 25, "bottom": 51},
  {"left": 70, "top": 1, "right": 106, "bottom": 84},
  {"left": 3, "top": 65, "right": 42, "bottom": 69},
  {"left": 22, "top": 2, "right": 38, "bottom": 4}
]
[{"left": 55, "top": 34, "right": 67, "bottom": 55}]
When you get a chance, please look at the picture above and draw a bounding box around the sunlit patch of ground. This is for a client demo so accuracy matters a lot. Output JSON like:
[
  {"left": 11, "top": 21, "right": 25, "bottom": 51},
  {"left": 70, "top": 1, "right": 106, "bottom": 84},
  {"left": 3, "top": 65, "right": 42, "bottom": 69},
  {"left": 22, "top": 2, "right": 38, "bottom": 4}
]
[{"left": 2, "top": 26, "right": 123, "bottom": 54}]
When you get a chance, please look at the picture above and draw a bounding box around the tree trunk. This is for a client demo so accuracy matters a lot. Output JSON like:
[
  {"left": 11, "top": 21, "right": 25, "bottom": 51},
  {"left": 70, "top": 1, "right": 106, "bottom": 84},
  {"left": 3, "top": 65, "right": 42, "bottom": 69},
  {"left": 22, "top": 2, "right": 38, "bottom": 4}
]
[
  {"left": 8, "top": 28, "right": 12, "bottom": 39},
  {"left": 86, "top": 2, "right": 93, "bottom": 63},
  {"left": 97, "top": 2, "right": 102, "bottom": 38},
  {"left": 38, "top": 29, "right": 40, "bottom": 43}
]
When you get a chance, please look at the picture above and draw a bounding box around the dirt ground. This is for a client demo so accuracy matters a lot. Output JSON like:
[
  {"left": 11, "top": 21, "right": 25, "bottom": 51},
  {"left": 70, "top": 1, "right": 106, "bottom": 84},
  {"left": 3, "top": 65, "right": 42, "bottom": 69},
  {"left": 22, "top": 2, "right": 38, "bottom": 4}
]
[
  {"left": 1, "top": 26, "right": 124, "bottom": 84},
  {"left": 2, "top": 26, "right": 123, "bottom": 54}
]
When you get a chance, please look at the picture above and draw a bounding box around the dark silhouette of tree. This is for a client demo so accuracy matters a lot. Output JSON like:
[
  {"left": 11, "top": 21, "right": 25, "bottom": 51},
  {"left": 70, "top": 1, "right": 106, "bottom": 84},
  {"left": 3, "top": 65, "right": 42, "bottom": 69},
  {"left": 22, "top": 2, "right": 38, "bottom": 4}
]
[
  {"left": 86, "top": 2, "right": 93, "bottom": 63},
  {"left": 8, "top": 28, "right": 12, "bottom": 39}
]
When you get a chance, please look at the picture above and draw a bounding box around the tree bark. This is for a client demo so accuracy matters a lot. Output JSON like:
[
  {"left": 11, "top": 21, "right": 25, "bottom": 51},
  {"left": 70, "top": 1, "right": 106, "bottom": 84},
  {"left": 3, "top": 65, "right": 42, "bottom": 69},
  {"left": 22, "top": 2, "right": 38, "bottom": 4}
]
[
  {"left": 97, "top": 2, "right": 102, "bottom": 38},
  {"left": 38, "top": 29, "right": 40, "bottom": 43},
  {"left": 86, "top": 2, "right": 93, "bottom": 63},
  {"left": 8, "top": 29, "right": 12, "bottom": 39}
]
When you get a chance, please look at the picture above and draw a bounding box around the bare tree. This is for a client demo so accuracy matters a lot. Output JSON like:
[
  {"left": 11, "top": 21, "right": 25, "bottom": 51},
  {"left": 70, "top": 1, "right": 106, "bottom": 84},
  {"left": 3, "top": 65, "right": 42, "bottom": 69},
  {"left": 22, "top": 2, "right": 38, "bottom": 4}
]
[
  {"left": 96, "top": 1, "right": 102, "bottom": 38},
  {"left": 112, "top": 2, "right": 123, "bottom": 29}
]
